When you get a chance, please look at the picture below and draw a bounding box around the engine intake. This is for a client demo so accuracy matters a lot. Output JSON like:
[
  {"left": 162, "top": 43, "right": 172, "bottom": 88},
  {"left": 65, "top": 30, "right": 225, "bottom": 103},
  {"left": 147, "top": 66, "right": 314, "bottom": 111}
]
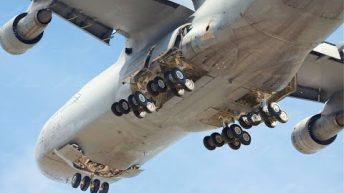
[
  {"left": 291, "top": 114, "right": 337, "bottom": 154},
  {"left": 0, "top": 9, "right": 52, "bottom": 55}
]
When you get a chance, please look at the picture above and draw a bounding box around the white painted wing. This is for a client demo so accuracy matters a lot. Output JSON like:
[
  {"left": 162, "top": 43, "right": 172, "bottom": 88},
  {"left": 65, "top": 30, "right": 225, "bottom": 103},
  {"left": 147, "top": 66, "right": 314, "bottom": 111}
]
[
  {"left": 48, "top": 0, "right": 194, "bottom": 44},
  {"left": 291, "top": 42, "right": 344, "bottom": 103}
]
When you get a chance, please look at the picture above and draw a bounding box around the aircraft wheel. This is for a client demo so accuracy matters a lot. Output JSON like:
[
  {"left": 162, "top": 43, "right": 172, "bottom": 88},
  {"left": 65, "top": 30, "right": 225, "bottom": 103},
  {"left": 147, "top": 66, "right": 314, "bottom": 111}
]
[
  {"left": 134, "top": 91, "right": 148, "bottom": 107},
  {"left": 264, "top": 119, "right": 278, "bottom": 128},
  {"left": 111, "top": 102, "right": 123, "bottom": 116},
  {"left": 222, "top": 124, "right": 243, "bottom": 142},
  {"left": 268, "top": 102, "right": 282, "bottom": 117},
  {"left": 90, "top": 179, "right": 101, "bottom": 193},
  {"left": 203, "top": 136, "right": 216, "bottom": 151},
  {"left": 240, "top": 131, "right": 252, "bottom": 146},
  {"left": 228, "top": 139, "right": 241, "bottom": 150},
  {"left": 211, "top": 133, "right": 225, "bottom": 147},
  {"left": 171, "top": 87, "right": 185, "bottom": 97},
  {"left": 147, "top": 81, "right": 159, "bottom": 96},
  {"left": 154, "top": 76, "right": 168, "bottom": 93},
  {"left": 238, "top": 115, "right": 252, "bottom": 129},
  {"left": 276, "top": 111, "right": 289, "bottom": 123},
  {"left": 80, "top": 176, "right": 91, "bottom": 191},
  {"left": 128, "top": 94, "right": 139, "bottom": 110},
  {"left": 133, "top": 110, "right": 147, "bottom": 119},
  {"left": 170, "top": 68, "right": 187, "bottom": 84},
  {"left": 182, "top": 79, "right": 195, "bottom": 92},
  {"left": 118, "top": 99, "right": 131, "bottom": 114},
  {"left": 99, "top": 182, "right": 109, "bottom": 193},
  {"left": 71, "top": 173, "right": 82, "bottom": 188},
  {"left": 144, "top": 101, "right": 157, "bottom": 113},
  {"left": 248, "top": 113, "right": 262, "bottom": 126}
]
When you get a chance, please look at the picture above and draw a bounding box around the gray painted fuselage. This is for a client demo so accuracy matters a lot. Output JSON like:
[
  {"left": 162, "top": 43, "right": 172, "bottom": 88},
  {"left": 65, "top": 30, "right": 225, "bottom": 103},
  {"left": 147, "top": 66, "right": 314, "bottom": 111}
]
[{"left": 35, "top": 0, "right": 343, "bottom": 184}]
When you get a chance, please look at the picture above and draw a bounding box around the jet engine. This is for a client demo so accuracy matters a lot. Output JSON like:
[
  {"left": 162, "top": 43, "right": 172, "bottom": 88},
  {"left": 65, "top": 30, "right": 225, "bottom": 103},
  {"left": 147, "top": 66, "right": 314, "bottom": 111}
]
[
  {"left": 0, "top": 9, "right": 52, "bottom": 55},
  {"left": 292, "top": 91, "right": 344, "bottom": 154}
]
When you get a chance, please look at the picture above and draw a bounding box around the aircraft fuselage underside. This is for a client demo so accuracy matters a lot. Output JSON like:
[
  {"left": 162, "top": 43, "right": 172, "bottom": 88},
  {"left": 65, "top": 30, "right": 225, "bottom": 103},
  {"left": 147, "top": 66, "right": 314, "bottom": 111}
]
[{"left": 35, "top": 0, "right": 343, "bottom": 187}]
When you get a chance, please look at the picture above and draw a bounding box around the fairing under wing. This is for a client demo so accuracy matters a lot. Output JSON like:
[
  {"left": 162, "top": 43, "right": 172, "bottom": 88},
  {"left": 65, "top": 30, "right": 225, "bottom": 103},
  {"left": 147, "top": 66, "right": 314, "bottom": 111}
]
[
  {"left": 291, "top": 42, "right": 344, "bottom": 103},
  {"left": 47, "top": 0, "right": 194, "bottom": 44}
]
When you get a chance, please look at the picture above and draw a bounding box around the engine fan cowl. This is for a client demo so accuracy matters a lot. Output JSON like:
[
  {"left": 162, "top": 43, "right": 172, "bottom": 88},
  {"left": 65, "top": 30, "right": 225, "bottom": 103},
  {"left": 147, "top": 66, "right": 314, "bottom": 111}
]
[
  {"left": 291, "top": 114, "right": 337, "bottom": 154},
  {"left": 0, "top": 10, "right": 51, "bottom": 55}
]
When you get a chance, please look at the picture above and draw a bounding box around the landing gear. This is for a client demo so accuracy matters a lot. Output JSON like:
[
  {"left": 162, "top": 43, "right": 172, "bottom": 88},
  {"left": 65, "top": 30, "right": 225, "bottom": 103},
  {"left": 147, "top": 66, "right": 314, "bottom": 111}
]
[
  {"left": 72, "top": 173, "right": 82, "bottom": 188},
  {"left": 111, "top": 68, "right": 194, "bottom": 119},
  {"left": 240, "top": 131, "right": 251, "bottom": 146},
  {"left": 71, "top": 173, "right": 110, "bottom": 193},
  {"left": 237, "top": 102, "right": 289, "bottom": 130},
  {"left": 228, "top": 139, "right": 241, "bottom": 150},
  {"left": 204, "top": 124, "right": 251, "bottom": 151},
  {"left": 90, "top": 179, "right": 101, "bottom": 193},
  {"left": 210, "top": 133, "right": 225, "bottom": 147},
  {"left": 80, "top": 176, "right": 91, "bottom": 191},
  {"left": 99, "top": 182, "right": 109, "bottom": 193},
  {"left": 203, "top": 136, "right": 216, "bottom": 151}
]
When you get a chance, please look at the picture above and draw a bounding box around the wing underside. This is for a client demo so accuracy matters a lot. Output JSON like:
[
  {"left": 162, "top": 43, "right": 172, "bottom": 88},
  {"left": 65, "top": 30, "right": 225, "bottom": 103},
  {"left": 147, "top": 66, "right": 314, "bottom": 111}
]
[
  {"left": 291, "top": 42, "right": 344, "bottom": 103},
  {"left": 48, "top": 0, "right": 194, "bottom": 44}
]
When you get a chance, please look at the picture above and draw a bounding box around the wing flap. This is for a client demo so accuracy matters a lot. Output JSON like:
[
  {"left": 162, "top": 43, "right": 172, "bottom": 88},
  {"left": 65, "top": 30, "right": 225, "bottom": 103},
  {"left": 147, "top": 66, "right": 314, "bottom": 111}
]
[
  {"left": 51, "top": 1, "right": 114, "bottom": 44},
  {"left": 48, "top": 0, "right": 193, "bottom": 44}
]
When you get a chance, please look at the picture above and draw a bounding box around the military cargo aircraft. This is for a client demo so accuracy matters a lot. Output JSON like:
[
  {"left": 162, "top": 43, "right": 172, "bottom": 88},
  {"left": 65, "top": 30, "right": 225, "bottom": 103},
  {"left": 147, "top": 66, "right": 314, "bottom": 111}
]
[{"left": 0, "top": 0, "right": 343, "bottom": 193}]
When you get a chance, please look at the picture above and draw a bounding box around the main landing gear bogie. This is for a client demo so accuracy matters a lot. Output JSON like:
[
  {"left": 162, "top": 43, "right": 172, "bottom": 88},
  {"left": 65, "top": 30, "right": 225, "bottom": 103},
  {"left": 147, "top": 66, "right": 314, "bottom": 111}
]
[
  {"left": 111, "top": 68, "right": 195, "bottom": 119},
  {"left": 202, "top": 102, "right": 288, "bottom": 151},
  {"left": 203, "top": 124, "right": 252, "bottom": 151},
  {"left": 238, "top": 102, "right": 289, "bottom": 129},
  {"left": 71, "top": 173, "right": 109, "bottom": 193}
]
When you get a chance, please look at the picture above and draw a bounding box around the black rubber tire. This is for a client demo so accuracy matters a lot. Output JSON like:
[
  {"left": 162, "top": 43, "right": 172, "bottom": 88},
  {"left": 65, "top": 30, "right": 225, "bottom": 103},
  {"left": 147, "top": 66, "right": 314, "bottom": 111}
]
[
  {"left": 133, "top": 110, "right": 146, "bottom": 119},
  {"left": 170, "top": 68, "right": 186, "bottom": 84},
  {"left": 182, "top": 79, "right": 195, "bottom": 92},
  {"left": 211, "top": 133, "right": 225, "bottom": 147},
  {"left": 240, "top": 131, "right": 252, "bottom": 146},
  {"left": 80, "top": 176, "right": 91, "bottom": 191},
  {"left": 90, "top": 179, "right": 101, "bottom": 193},
  {"left": 248, "top": 112, "right": 262, "bottom": 126},
  {"left": 144, "top": 101, "right": 156, "bottom": 113},
  {"left": 71, "top": 173, "right": 82, "bottom": 188},
  {"left": 259, "top": 106, "right": 270, "bottom": 122},
  {"left": 264, "top": 119, "right": 278, "bottom": 128},
  {"left": 118, "top": 99, "right": 131, "bottom": 114},
  {"left": 171, "top": 87, "right": 185, "bottom": 97},
  {"left": 134, "top": 91, "right": 148, "bottom": 107},
  {"left": 147, "top": 81, "right": 159, "bottom": 96},
  {"left": 268, "top": 102, "right": 282, "bottom": 117},
  {"left": 221, "top": 126, "right": 233, "bottom": 143},
  {"left": 164, "top": 71, "right": 175, "bottom": 88},
  {"left": 99, "top": 182, "right": 109, "bottom": 193},
  {"left": 154, "top": 76, "right": 168, "bottom": 93},
  {"left": 276, "top": 111, "right": 289, "bottom": 123},
  {"left": 203, "top": 136, "right": 216, "bottom": 151},
  {"left": 238, "top": 115, "right": 252, "bottom": 129},
  {"left": 111, "top": 102, "right": 123, "bottom": 116},
  {"left": 229, "top": 124, "right": 243, "bottom": 138},
  {"left": 228, "top": 139, "right": 241, "bottom": 150},
  {"left": 128, "top": 94, "right": 139, "bottom": 110}
]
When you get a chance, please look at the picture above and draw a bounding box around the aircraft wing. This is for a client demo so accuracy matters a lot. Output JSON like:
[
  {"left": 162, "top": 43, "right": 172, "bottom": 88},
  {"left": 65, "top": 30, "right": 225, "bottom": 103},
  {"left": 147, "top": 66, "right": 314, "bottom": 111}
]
[
  {"left": 47, "top": 0, "right": 194, "bottom": 44},
  {"left": 291, "top": 42, "right": 344, "bottom": 103}
]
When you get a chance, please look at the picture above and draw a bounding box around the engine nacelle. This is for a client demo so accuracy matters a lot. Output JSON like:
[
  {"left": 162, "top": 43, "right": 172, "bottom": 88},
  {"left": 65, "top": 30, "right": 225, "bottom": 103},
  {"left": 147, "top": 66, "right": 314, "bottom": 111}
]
[
  {"left": 291, "top": 115, "right": 337, "bottom": 154},
  {"left": 292, "top": 91, "right": 344, "bottom": 154},
  {"left": 0, "top": 9, "right": 52, "bottom": 55}
]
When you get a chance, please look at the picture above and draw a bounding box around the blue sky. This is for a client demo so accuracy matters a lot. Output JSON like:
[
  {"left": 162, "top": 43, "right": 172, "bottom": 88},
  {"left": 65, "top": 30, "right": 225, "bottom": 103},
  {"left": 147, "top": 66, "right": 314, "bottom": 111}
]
[{"left": 0, "top": 1, "right": 343, "bottom": 193}]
